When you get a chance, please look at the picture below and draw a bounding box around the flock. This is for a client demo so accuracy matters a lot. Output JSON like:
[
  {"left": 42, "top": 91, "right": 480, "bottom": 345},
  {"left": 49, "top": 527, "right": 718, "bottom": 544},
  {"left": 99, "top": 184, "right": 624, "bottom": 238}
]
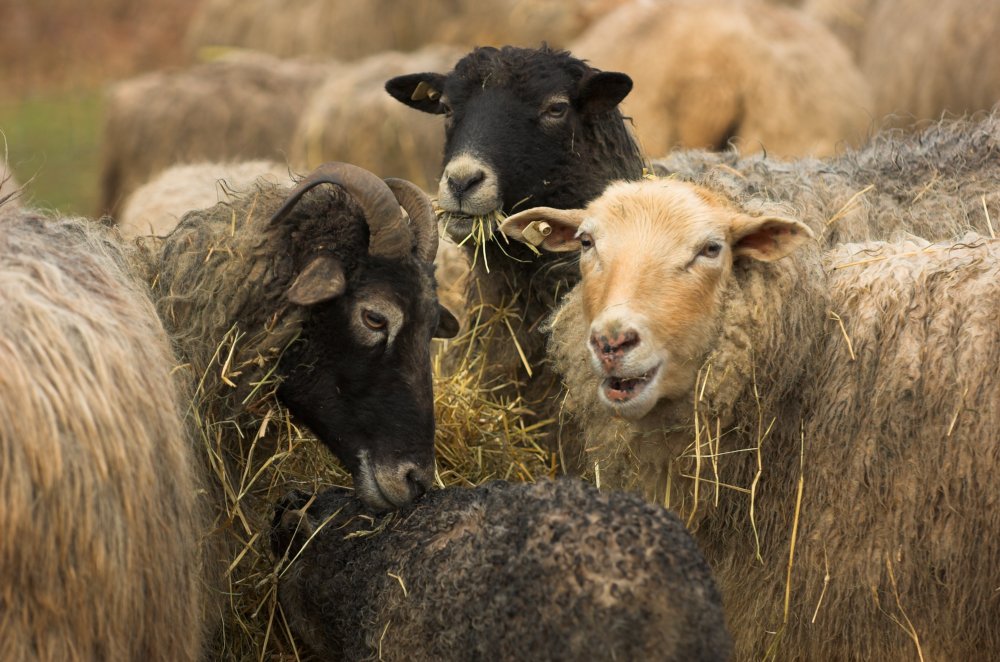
[{"left": 2, "top": 0, "right": 1000, "bottom": 660}]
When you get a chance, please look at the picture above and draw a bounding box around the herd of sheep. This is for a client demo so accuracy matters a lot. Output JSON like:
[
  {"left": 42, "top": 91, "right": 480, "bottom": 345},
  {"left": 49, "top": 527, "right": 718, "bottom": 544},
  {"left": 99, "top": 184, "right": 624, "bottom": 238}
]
[{"left": 2, "top": 0, "right": 999, "bottom": 660}]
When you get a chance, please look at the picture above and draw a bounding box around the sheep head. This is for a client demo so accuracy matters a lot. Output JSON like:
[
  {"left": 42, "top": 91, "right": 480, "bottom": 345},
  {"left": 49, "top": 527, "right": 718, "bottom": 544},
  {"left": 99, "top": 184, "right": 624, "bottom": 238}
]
[
  {"left": 269, "top": 163, "right": 458, "bottom": 510},
  {"left": 501, "top": 179, "right": 812, "bottom": 420},
  {"left": 386, "top": 45, "right": 642, "bottom": 245}
]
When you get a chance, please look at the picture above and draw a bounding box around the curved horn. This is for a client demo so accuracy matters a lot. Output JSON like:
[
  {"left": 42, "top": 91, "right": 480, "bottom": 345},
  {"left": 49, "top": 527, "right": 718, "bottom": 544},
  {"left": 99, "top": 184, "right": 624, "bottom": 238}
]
[
  {"left": 269, "top": 162, "right": 413, "bottom": 259},
  {"left": 385, "top": 178, "right": 438, "bottom": 263}
]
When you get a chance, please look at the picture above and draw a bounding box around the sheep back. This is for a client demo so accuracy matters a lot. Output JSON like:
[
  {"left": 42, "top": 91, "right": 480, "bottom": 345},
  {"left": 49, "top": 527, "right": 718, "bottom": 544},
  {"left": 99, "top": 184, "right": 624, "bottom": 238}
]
[
  {"left": 653, "top": 112, "right": 1000, "bottom": 246},
  {"left": 571, "top": 0, "right": 872, "bottom": 158},
  {"left": 712, "top": 235, "right": 1000, "bottom": 659},
  {"left": 0, "top": 206, "right": 206, "bottom": 660},
  {"left": 98, "top": 51, "right": 331, "bottom": 216},
  {"left": 118, "top": 159, "right": 293, "bottom": 239},
  {"left": 860, "top": 0, "right": 1000, "bottom": 124},
  {"left": 273, "top": 479, "right": 732, "bottom": 661},
  {"left": 184, "top": 0, "right": 628, "bottom": 61}
]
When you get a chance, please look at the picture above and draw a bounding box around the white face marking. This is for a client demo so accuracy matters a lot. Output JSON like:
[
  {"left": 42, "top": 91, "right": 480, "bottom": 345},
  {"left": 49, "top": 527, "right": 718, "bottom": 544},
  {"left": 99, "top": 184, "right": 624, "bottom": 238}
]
[
  {"left": 587, "top": 309, "right": 667, "bottom": 420},
  {"left": 350, "top": 289, "right": 404, "bottom": 347},
  {"left": 437, "top": 152, "right": 500, "bottom": 215},
  {"left": 538, "top": 93, "right": 571, "bottom": 128}
]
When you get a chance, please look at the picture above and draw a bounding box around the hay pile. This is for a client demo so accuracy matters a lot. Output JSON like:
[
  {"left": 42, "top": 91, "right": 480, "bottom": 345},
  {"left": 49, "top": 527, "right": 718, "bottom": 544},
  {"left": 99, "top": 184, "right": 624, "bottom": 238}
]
[{"left": 186, "top": 321, "right": 556, "bottom": 659}]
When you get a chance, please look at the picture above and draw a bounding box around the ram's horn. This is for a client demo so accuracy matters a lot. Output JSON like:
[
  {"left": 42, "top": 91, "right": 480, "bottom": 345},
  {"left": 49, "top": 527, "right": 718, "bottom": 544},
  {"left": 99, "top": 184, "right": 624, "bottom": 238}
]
[
  {"left": 385, "top": 178, "right": 438, "bottom": 263},
  {"left": 269, "top": 162, "right": 412, "bottom": 259}
]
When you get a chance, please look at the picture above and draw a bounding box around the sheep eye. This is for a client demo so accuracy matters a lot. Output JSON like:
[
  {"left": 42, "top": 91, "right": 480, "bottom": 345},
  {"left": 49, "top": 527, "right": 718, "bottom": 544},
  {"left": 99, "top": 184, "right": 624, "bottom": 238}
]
[
  {"left": 699, "top": 242, "right": 722, "bottom": 259},
  {"left": 362, "top": 309, "right": 388, "bottom": 331},
  {"left": 544, "top": 101, "right": 569, "bottom": 119},
  {"left": 578, "top": 232, "right": 594, "bottom": 250},
  {"left": 440, "top": 101, "right": 453, "bottom": 118}
]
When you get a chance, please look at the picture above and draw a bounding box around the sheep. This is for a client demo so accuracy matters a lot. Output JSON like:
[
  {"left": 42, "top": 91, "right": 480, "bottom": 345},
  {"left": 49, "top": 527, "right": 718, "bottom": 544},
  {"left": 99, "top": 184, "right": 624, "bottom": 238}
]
[
  {"left": 652, "top": 111, "right": 1000, "bottom": 245},
  {"left": 117, "top": 159, "right": 293, "bottom": 239},
  {"left": 289, "top": 44, "right": 466, "bottom": 193},
  {"left": 271, "top": 478, "right": 732, "bottom": 661},
  {"left": 804, "top": 0, "right": 1000, "bottom": 127},
  {"left": 184, "top": 0, "right": 628, "bottom": 61},
  {"left": 801, "top": 0, "right": 875, "bottom": 62},
  {"left": 151, "top": 162, "right": 459, "bottom": 511},
  {"left": 859, "top": 0, "right": 1000, "bottom": 126},
  {"left": 0, "top": 203, "right": 206, "bottom": 660},
  {"left": 386, "top": 45, "right": 645, "bottom": 424},
  {"left": 98, "top": 50, "right": 332, "bottom": 216},
  {"left": 145, "top": 162, "right": 460, "bottom": 654},
  {"left": 500, "top": 178, "right": 1000, "bottom": 659},
  {"left": 569, "top": 0, "right": 873, "bottom": 159}
]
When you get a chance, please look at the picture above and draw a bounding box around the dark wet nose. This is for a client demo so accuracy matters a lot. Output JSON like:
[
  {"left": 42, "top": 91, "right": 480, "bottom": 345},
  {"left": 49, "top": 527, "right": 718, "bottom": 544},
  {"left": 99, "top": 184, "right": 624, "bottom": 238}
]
[
  {"left": 590, "top": 328, "right": 640, "bottom": 370},
  {"left": 447, "top": 169, "right": 485, "bottom": 199}
]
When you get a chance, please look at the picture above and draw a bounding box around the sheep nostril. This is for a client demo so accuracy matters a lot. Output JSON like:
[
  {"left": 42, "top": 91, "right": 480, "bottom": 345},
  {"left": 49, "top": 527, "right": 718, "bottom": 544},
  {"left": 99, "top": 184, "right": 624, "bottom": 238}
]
[
  {"left": 619, "top": 329, "right": 639, "bottom": 352},
  {"left": 406, "top": 469, "right": 430, "bottom": 499},
  {"left": 591, "top": 329, "right": 640, "bottom": 356},
  {"left": 448, "top": 170, "right": 486, "bottom": 198}
]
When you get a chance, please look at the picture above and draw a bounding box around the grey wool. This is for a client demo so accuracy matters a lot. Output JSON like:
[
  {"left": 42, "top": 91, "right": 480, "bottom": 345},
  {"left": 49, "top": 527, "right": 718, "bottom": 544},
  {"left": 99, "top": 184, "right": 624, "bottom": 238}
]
[{"left": 653, "top": 111, "right": 1000, "bottom": 245}]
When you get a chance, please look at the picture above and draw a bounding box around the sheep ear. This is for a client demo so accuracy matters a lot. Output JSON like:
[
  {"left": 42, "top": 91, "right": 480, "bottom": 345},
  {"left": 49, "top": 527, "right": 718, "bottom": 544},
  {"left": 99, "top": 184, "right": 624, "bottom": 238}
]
[
  {"left": 499, "top": 207, "right": 585, "bottom": 252},
  {"left": 578, "top": 71, "right": 633, "bottom": 115},
  {"left": 287, "top": 255, "right": 347, "bottom": 306},
  {"left": 730, "top": 215, "right": 814, "bottom": 262},
  {"left": 385, "top": 73, "right": 447, "bottom": 114},
  {"left": 434, "top": 304, "right": 460, "bottom": 339}
]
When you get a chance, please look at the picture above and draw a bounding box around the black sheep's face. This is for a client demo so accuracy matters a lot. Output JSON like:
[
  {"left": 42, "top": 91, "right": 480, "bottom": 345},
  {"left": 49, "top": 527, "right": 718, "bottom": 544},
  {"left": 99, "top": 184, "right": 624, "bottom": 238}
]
[
  {"left": 386, "top": 48, "right": 633, "bottom": 241},
  {"left": 277, "top": 258, "right": 458, "bottom": 511}
]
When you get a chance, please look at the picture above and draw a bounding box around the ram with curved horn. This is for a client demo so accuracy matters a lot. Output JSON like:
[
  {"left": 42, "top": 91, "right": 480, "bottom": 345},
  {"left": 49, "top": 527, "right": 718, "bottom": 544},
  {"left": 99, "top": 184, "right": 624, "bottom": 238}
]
[{"left": 151, "top": 161, "right": 458, "bottom": 512}]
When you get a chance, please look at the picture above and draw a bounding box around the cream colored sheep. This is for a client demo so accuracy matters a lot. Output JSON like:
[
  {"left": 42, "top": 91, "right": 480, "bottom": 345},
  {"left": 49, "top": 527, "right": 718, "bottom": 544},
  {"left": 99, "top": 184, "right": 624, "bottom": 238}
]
[
  {"left": 860, "top": 0, "right": 1000, "bottom": 125},
  {"left": 801, "top": 0, "right": 875, "bottom": 59},
  {"left": 501, "top": 179, "right": 1000, "bottom": 660},
  {"left": 570, "top": 0, "right": 873, "bottom": 158},
  {"left": 98, "top": 50, "right": 331, "bottom": 216},
  {"left": 117, "top": 160, "right": 293, "bottom": 239},
  {"left": 0, "top": 203, "right": 207, "bottom": 660},
  {"left": 805, "top": 0, "right": 1000, "bottom": 126},
  {"left": 184, "top": 0, "right": 628, "bottom": 61}
]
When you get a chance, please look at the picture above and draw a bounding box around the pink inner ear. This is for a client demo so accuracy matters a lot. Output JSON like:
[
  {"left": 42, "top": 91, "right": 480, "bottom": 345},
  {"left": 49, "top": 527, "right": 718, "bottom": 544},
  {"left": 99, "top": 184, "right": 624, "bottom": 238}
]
[
  {"left": 738, "top": 224, "right": 797, "bottom": 255},
  {"left": 549, "top": 223, "right": 580, "bottom": 248}
]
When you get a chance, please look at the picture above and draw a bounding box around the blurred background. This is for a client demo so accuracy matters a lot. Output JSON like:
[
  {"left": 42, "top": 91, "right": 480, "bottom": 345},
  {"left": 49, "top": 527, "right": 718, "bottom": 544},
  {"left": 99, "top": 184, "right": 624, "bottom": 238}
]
[
  {"left": 2, "top": 0, "right": 998, "bottom": 218},
  {"left": 0, "top": 0, "right": 200, "bottom": 214}
]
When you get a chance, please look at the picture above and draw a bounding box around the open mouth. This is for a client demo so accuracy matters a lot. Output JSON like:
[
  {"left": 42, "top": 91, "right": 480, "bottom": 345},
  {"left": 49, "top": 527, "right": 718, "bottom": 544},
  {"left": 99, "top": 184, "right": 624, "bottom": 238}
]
[{"left": 601, "top": 365, "right": 660, "bottom": 404}]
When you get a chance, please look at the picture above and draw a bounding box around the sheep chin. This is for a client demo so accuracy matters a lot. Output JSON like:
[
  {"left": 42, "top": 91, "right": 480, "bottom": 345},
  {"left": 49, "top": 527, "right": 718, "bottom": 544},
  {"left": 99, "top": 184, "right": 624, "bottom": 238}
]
[
  {"left": 439, "top": 211, "right": 479, "bottom": 243},
  {"left": 353, "top": 450, "right": 397, "bottom": 512}
]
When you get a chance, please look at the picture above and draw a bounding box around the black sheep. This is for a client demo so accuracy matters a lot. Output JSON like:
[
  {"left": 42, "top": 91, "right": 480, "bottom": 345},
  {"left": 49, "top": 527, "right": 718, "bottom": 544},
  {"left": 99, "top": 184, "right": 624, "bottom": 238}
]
[
  {"left": 387, "top": 45, "right": 646, "bottom": 443},
  {"left": 272, "top": 479, "right": 732, "bottom": 661}
]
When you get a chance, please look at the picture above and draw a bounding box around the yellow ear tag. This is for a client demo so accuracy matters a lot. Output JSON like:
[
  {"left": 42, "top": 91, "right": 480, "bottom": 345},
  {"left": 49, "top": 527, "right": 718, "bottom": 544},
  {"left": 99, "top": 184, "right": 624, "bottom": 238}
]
[
  {"left": 521, "top": 221, "right": 552, "bottom": 247},
  {"left": 411, "top": 81, "right": 440, "bottom": 101}
]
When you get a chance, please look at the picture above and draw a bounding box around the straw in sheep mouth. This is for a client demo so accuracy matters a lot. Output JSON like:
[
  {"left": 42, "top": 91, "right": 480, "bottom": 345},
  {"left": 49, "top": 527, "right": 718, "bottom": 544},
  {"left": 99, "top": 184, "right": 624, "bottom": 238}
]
[{"left": 435, "top": 205, "right": 537, "bottom": 273}]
